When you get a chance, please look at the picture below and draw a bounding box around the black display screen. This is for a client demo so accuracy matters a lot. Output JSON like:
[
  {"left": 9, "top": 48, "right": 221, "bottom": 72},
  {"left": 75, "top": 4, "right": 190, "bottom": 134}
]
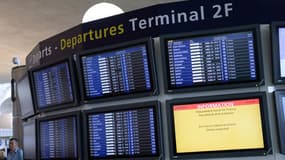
[
  {"left": 165, "top": 28, "right": 261, "bottom": 90},
  {"left": 38, "top": 115, "right": 79, "bottom": 160},
  {"left": 85, "top": 104, "right": 160, "bottom": 159},
  {"left": 23, "top": 121, "right": 36, "bottom": 160},
  {"left": 274, "top": 90, "right": 285, "bottom": 154},
  {"left": 80, "top": 42, "right": 153, "bottom": 100},
  {"left": 32, "top": 60, "right": 74, "bottom": 110},
  {"left": 17, "top": 74, "right": 34, "bottom": 118}
]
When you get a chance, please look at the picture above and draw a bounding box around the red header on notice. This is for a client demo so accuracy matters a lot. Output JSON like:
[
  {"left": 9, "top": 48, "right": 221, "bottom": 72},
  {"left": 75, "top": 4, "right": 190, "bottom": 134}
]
[{"left": 173, "top": 98, "right": 260, "bottom": 111}]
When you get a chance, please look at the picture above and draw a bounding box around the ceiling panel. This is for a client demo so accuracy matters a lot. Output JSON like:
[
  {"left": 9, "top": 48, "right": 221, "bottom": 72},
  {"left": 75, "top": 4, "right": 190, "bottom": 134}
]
[{"left": 0, "top": 0, "right": 181, "bottom": 83}]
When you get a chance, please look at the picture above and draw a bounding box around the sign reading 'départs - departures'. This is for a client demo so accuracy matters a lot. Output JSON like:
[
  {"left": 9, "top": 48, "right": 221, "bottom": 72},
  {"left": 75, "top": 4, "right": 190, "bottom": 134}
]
[{"left": 30, "top": 1, "right": 236, "bottom": 65}]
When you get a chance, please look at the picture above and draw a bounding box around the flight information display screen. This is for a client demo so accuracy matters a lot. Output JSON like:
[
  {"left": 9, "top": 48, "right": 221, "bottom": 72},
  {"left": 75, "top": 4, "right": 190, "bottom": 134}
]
[
  {"left": 165, "top": 30, "right": 259, "bottom": 89},
  {"left": 271, "top": 22, "right": 285, "bottom": 84},
  {"left": 171, "top": 98, "right": 264, "bottom": 154},
  {"left": 32, "top": 61, "right": 74, "bottom": 109},
  {"left": 38, "top": 115, "right": 78, "bottom": 160},
  {"left": 278, "top": 27, "right": 285, "bottom": 78},
  {"left": 166, "top": 93, "right": 272, "bottom": 158},
  {"left": 86, "top": 106, "right": 159, "bottom": 159},
  {"left": 81, "top": 43, "right": 152, "bottom": 100}
]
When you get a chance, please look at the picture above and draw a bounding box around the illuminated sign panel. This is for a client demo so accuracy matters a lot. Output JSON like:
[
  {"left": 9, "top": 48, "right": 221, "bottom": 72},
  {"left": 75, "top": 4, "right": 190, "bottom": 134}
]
[
  {"left": 173, "top": 98, "right": 264, "bottom": 153},
  {"left": 162, "top": 26, "right": 263, "bottom": 92},
  {"left": 31, "top": 60, "right": 76, "bottom": 111},
  {"left": 84, "top": 103, "right": 162, "bottom": 159},
  {"left": 79, "top": 40, "right": 156, "bottom": 101},
  {"left": 167, "top": 93, "right": 272, "bottom": 159}
]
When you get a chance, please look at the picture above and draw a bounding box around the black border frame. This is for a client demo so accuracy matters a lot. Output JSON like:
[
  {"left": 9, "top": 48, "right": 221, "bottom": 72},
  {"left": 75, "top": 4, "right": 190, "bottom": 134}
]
[
  {"left": 36, "top": 111, "right": 82, "bottom": 160},
  {"left": 29, "top": 57, "right": 79, "bottom": 113},
  {"left": 274, "top": 90, "right": 285, "bottom": 154},
  {"left": 166, "top": 92, "right": 272, "bottom": 159},
  {"left": 160, "top": 24, "right": 264, "bottom": 93},
  {"left": 76, "top": 38, "right": 158, "bottom": 104},
  {"left": 82, "top": 101, "right": 163, "bottom": 160},
  {"left": 271, "top": 21, "right": 285, "bottom": 84}
]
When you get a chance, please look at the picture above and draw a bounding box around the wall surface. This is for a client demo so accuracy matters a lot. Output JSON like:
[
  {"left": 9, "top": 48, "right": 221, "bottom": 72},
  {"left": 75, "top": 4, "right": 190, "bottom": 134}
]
[{"left": 0, "top": 115, "right": 12, "bottom": 129}]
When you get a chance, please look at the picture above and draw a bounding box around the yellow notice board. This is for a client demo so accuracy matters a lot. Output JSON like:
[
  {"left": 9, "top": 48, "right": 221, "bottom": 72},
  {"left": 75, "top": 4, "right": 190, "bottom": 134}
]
[{"left": 173, "top": 98, "right": 264, "bottom": 153}]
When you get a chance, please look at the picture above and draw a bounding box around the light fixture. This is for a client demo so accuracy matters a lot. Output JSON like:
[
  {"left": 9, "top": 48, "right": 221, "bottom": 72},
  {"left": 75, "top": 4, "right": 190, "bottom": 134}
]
[
  {"left": 12, "top": 57, "right": 20, "bottom": 65},
  {"left": 82, "top": 2, "right": 124, "bottom": 23}
]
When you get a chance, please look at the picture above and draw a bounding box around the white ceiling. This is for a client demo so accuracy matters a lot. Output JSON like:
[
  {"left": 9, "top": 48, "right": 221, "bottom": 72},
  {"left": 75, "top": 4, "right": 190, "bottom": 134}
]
[{"left": 0, "top": 0, "right": 181, "bottom": 83}]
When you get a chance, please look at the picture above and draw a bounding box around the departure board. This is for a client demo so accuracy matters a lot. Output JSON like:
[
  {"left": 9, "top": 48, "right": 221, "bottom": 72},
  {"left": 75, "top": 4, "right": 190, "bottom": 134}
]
[
  {"left": 86, "top": 106, "right": 159, "bottom": 159},
  {"left": 39, "top": 116, "right": 78, "bottom": 159},
  {"left": 32, "top": 61, "right": 74, "bottom": 109},
  {"left": 81, "top": 44, "right": 152, "bottom": 100},
  {"left": 166, "top": 31, "right": 259, "bottom": 89}
]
